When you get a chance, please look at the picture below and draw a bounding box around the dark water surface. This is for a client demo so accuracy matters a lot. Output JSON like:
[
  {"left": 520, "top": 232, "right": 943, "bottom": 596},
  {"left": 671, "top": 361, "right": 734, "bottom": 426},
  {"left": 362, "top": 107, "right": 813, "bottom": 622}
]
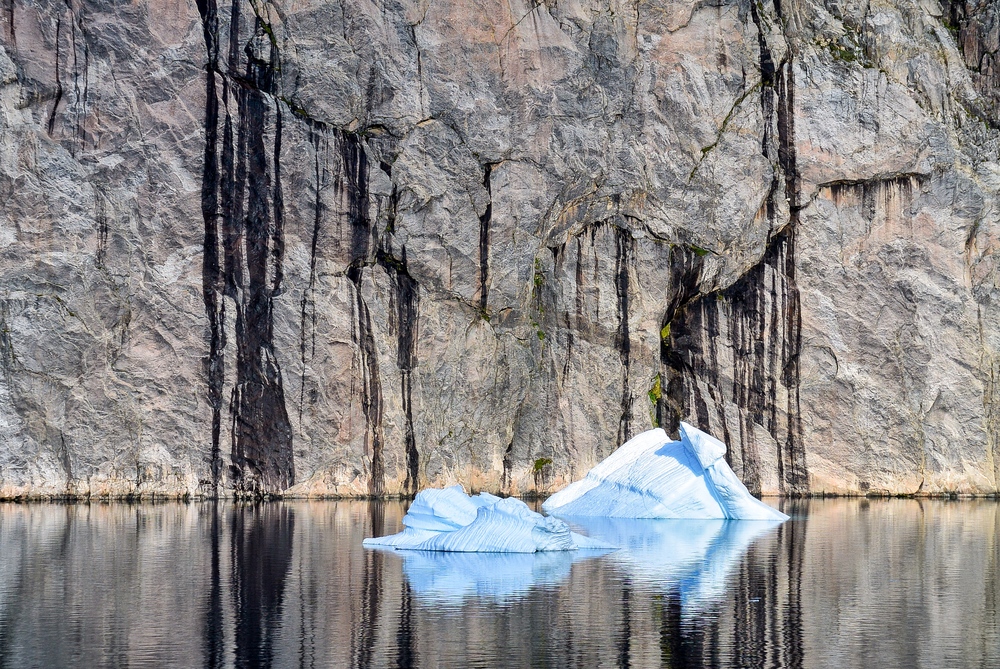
[{"left": 1, "top": 498, "right": 998, "bottom": 668}]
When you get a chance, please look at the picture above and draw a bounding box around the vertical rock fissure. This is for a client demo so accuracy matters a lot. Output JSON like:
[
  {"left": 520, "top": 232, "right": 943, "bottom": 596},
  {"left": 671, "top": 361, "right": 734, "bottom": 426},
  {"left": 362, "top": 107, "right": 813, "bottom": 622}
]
[
  {"left": 478, "top": 163, "right": 494, "bottom": 313},
  {"left": 63, "top": 0, "right": 89, "bottom": 153},
  {"left": 775, "top": 35, "right": 808, "bottom": 493},
  {"left": 613, "top": 224, "right": 633, "bottom": 445},
  {"left": 196, "top": 0, "right": 226, "bottom": 494},
  {"left": 299, "top": 128, "right": 325, "bottom": 423},
  {"left": 47, "top": 16, "right": 63, "bottom": 136},
  {"left": 376, "top": 159, "right": 420, "bottom": 495},
  {"left": 343, "top": 133, "right": 385, "bottom": 496},
  {"left": 390, "top": 254, "right": 419, "bottom": 496}
]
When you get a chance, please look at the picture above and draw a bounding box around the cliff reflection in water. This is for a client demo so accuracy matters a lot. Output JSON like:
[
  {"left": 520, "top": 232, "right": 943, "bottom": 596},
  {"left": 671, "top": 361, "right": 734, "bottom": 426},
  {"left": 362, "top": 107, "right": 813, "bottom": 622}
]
[{"left": 0, "top": 499, "right": 999, "bottom": 668}]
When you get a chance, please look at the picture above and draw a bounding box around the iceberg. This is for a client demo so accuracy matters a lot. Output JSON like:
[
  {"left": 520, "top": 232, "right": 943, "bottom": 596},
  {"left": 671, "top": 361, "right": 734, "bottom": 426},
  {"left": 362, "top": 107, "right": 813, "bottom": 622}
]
[
  {"left": 543, "top": 422, "right": 789, "bottom": 521},
  {"left": 363, "top": 485, "right": 614, "bottom": 552}
]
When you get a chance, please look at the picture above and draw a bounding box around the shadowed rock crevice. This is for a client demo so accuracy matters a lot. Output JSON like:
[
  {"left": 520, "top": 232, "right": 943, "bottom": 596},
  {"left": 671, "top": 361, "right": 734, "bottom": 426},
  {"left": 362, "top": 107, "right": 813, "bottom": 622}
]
[
  {"left": 478, "top": 162, "right": 494, "bottom": 314},
  {"left": 611, "top": 223, "right": 633, "bottom": 447},
  {"left": 945, "top": 0, "right": 1000, "bottom": 127},
  {"left": 382, "top": 249, "right": 419, "bottom": 496},
  {"left": 197, "top": 0, "right": 226, "bottom": 494}
]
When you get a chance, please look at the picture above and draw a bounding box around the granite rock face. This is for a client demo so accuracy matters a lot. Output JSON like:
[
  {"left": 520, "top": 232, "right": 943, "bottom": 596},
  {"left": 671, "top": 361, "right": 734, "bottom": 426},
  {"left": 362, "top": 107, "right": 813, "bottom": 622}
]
[{"left": 0, "top": 0, "right": 998, "bottom": 497}]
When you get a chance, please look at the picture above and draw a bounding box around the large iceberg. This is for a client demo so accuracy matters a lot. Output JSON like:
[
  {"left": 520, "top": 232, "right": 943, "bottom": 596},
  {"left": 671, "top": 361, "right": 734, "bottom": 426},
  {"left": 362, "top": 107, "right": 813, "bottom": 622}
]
[
  {"left": 543, "top": 422, "right": 789, "bottom": 521},
  {"left": 363, "top": 485, "right": 613, "bottom": 552}
]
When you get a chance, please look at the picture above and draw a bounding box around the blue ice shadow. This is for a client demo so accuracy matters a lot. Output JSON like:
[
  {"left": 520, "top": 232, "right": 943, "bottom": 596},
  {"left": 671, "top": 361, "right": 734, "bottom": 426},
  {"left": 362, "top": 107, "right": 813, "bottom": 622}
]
[{"left": 563, "top": 517, "right": 782, "bottom": 618}]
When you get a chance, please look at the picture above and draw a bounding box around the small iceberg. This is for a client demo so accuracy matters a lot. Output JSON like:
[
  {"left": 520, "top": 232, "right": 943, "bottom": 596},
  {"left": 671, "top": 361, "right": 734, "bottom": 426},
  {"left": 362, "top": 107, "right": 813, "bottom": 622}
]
[
  {"left": 543, "top": 422, "right": 789, "bottom": 521},
  {"left": 363, "top": 485, "right": 614, "bottom": 552}
]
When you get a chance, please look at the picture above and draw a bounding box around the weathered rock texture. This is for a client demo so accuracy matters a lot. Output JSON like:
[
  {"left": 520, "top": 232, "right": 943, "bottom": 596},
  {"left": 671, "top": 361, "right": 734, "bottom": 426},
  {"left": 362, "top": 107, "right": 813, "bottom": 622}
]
[{"left": 1, "top": 0, "right": 999, "bottom": 497}]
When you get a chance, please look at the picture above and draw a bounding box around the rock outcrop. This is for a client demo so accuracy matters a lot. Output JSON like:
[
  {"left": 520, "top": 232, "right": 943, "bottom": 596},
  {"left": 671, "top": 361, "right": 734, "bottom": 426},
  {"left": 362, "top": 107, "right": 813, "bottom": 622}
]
[{"left": 1, "top": 0, "right": 998, "bottom": 497}]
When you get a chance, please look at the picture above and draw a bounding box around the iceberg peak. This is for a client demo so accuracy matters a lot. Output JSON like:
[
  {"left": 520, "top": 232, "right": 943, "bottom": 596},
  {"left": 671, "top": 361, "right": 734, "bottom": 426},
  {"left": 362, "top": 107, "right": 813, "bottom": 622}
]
[{"left": 543, "top": 424, "right": 789, "bottom": 521}]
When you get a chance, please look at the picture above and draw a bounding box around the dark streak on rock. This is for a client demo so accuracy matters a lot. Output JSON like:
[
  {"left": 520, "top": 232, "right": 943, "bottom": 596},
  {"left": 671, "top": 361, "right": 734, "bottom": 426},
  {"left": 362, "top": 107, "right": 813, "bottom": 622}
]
[
  {"left": 46, "top": 15, "right": 63, "bottom": 136},
  {"left": 380, "top": 244, "right": 420, "bottom": 496},
  {"left": 197, "top": 0, "right": 294, "bottom": 496},
  {"left": 58, "top": 431, "right": 73, "bottom": 487},
  {"left": 95, "top": 195, "right": 108, "bottom": 268},
  {"left": 349, "top": 269, "right": 385, "bottom": 497},
  {"left": 196, "top": 0, "right": 225, "bottom": 494},
  {"left": 227, "top": 12, "right": 295, "bottom": 496},
  {"left": 478, "top": 163, "right": 494, "bottom": 312},
  {"left": 661, "top": 7, "right": 808, "bottom": 495},
  {"left": 826, "top": 175, "right": 921, "bottom": 220},
  {"left": 343, "top": 133, "right": 386, "bottom": 496},
  {"left": 660, "top": 245, "right": 704, "bottom": 437},
  {"left": 4, "top": 0, "right": 14, "bottom": 46},
  {"left": 372, "top": 145, "right": 421, "bottom": 496},
  {"left": 775, "top": 42, "right": 809, "bottom": 494},
  {"left": 500, "top": 439, "right": 514, "bottom": 494},
  {"left": 612, "top": 224, "right": 633, "bottom": 446},
  {"left": 299, "top": 129, "right": 325, "bottom": 424},
  {"left": 751, "top": 1, "right": 775, "bottom": 157},
  {"left": 62, "top": 0, "right": 89, "bottom": 152},
  {"left": 345, "top": 133, "right": 371, "bottom": 266}
]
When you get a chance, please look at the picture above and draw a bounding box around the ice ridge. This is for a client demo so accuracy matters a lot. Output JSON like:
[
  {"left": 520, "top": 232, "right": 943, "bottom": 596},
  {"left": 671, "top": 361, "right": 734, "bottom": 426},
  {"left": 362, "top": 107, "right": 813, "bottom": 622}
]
[
  {"left": 363, "top": 486, "right": 614, "bottom": 553},
  {"left": 542, "top": 422, "right": 789, "bottom": 521}
]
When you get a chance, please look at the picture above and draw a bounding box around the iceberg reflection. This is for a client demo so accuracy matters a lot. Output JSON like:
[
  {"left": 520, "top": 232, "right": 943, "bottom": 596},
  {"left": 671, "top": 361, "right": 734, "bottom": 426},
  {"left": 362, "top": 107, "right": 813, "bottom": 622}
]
[
  {"left": 565, "top": 517, "right": 783, "bottom": 618},
  {"left": 383, "top": 517, "right": 780, "bottom": 611},
  {"left": 383, "top": 548, "right": 607, "bottom": 606}
]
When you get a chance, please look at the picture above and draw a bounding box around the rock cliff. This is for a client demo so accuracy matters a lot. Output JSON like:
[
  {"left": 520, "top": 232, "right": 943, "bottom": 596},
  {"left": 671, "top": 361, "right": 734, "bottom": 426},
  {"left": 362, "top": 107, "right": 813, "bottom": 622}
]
[{"left": 1, "top": 0, "right": 998, "bottom": 497}]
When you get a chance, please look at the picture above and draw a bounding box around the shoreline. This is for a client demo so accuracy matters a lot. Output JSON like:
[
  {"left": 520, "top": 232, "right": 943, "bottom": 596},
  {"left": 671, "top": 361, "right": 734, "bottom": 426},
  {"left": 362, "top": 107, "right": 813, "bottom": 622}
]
[{"left": 1, "top": 491, "right": 998, "bottom": 503}]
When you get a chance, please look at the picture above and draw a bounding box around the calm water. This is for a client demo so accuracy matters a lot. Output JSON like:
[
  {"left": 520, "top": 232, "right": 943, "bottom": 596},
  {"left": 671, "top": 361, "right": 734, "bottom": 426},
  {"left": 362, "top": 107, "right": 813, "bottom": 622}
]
[{"left": 0, "top": 498, "right": 998, "bottom": 668}]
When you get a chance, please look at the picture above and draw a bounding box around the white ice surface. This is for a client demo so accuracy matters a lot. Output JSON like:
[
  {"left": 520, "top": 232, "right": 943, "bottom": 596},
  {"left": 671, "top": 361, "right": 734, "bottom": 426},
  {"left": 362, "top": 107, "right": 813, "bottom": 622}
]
[
  {"left": 363, "top": 486, "right": 615, "bottom": 552},
  {"left": 543, "top": 423, "right": 789, "bottom": 521}
]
